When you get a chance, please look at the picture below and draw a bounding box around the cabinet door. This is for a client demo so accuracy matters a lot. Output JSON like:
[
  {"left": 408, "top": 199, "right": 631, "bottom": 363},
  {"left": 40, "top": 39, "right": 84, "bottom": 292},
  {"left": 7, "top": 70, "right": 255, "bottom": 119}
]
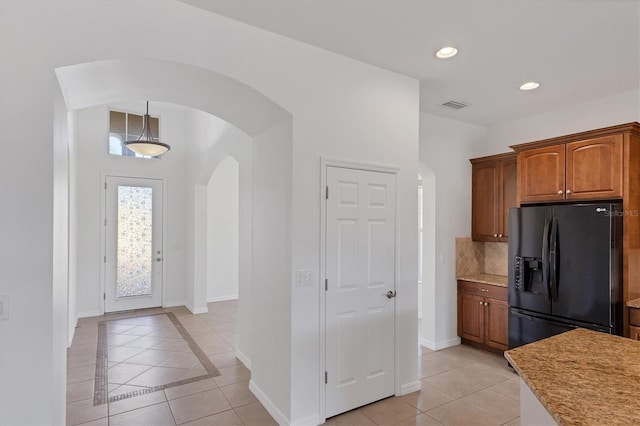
[
  {"left": 485, "top": 298, "right": 509, "bottom": 351},
  {"left": 565, "top": 135, "right": 623, "bottom": 200},
  {"left": 472, "top": 161, "right": 499, "bottom": 241},
  {"left": 499, "top": 157, "right": 517, "bottom": 241},
  {"left": 458, "top": 292, "right": 485, "bottom": 344},
  {"left": 518, "top": 145, "right": 566, "bottom": 204}
]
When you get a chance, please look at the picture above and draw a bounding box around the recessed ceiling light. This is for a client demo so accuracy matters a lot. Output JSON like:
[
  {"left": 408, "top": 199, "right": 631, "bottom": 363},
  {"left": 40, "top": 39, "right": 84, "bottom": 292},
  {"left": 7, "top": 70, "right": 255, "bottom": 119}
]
[
  {"left": 520, "top": 81, "right": 540, "bottom": 91},
  {"left": 435, "top": 46, "right": 458, "bottom": 59}
]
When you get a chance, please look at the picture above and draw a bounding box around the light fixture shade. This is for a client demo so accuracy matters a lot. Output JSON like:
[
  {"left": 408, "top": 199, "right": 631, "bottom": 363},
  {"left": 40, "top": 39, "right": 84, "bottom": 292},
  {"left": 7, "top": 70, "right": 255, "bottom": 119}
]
[
  {"left": 123, "top": 141, "right": 171, "bottom": 156},
  {"left": 123, "top": 101, "right": 170, "bottom": 156}
]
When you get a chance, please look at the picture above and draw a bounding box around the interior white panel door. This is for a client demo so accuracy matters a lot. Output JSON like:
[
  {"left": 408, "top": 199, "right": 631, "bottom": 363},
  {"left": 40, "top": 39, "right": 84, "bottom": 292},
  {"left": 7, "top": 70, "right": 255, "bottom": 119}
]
[
  {"left": 105, "top": 176, "right": 163, "bottom": 312},
  {"left": 325, "top": 166, "right": 396, "bottom": 417}
]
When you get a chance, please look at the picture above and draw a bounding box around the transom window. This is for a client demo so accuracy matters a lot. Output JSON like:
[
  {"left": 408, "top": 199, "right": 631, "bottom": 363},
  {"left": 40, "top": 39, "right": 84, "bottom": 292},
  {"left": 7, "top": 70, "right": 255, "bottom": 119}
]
[{"left": 109, "top": 110, "right": 160, "bottom": 159}]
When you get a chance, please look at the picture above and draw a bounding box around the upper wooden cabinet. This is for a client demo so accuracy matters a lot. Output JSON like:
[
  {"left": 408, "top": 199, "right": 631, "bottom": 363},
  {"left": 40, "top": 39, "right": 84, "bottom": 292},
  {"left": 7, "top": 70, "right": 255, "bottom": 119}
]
[
  {"left": 471, "top": 153, "right": 517, "bottom": 242},
  {"left": 566, "top": 136, "right": 623, "bottom": 200},
  {"left": 518, "top": 145, "right": 565, "bottom": 203},
  {"left": 516, "top": 134, "right": 623, "bottom": 204}
]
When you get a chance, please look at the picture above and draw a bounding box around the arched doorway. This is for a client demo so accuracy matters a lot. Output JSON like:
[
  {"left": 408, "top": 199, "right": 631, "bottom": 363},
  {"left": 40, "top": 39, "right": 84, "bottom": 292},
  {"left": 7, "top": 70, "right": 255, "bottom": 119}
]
[{"left": 55, "top": 57, "right": 292, "bottom": 386}]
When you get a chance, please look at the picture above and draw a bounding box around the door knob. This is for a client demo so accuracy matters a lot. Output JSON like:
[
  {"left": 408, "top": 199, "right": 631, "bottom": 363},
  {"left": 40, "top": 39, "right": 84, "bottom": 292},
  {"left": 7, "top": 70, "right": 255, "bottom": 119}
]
[
  {"left": 385, "top": 290, "right": 396, "bottom": 299},
  {"left": 156, "top": 257, "right": 162, "bottom": 262}
]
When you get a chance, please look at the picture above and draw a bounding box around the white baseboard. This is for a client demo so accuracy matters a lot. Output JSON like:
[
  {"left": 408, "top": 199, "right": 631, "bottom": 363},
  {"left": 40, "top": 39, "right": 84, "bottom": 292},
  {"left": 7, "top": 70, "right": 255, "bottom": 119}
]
[
  {"left": 291, "top": 413, "right": 320, "bottom": 426},
  {"left": 249, "top": 380, "right": 290, "bottom": 426},
  {"left": 207, "top": 294, "right": 238, "bottom": 303},
  {"left": 185, "top": 303, "right": 208, "bottom": 315},
  {"left": 399, "top": 380, "right": 421, "bottom": 396},
  {"left": 236, "top": 348, "right": 251, "bottom": 370},
  {"left": 419, "top": 336, "right": 461, "bottom": 351},
  {"left": 163, "top": 300, "right": 186, "bottom": 308},
  {"left": 77, "top": 310, "right": 103, "bottom": 319}
]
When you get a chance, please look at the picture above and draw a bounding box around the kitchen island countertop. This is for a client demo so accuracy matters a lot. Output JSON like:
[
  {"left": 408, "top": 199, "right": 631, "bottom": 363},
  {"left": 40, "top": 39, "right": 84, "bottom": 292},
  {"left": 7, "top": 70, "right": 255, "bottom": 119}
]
[{"left": 504, "top": 328, "right": 640, "bottom": 426}]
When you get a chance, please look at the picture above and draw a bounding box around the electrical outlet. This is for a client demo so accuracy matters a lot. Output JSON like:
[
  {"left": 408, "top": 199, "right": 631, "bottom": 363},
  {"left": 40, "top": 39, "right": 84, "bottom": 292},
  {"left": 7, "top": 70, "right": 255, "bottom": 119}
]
[{"left": 0, "top": 295, "right": 9, "bottom": 320}]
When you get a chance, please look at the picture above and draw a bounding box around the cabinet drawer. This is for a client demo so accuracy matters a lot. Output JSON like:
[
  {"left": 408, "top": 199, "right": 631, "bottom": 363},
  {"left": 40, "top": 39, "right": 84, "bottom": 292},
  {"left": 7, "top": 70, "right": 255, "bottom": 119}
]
[
  {"left": 630, "top": 325, "right": 640, "bottom": 341},
  {"left": 629, "top": 308, "right": 640, "bottom": 327},
  {"left": 458, "top": 281, "right": 507, "bottom": 301}
]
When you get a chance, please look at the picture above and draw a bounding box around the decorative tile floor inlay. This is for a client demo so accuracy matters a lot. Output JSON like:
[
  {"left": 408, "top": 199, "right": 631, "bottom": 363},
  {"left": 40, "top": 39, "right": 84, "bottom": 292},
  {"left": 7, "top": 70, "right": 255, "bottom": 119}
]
[{"left": 93, "top": 312, "right": 220, "bottom": 406}]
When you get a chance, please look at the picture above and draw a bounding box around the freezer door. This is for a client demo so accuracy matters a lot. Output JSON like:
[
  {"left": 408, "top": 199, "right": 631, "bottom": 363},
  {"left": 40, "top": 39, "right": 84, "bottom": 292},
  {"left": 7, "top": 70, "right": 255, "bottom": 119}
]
[
  {"left": 508, "top": 206, "right": 552, "bottom": 315},
  {"left": 508, "top": 309, "right": 576, "bottom": 349}
]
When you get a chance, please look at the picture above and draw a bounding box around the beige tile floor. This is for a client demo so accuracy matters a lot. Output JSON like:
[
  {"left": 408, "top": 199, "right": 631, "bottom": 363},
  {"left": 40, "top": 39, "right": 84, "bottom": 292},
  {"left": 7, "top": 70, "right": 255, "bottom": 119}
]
[{"left": 67, "top": 302, "right": 520, "bottom": 426}]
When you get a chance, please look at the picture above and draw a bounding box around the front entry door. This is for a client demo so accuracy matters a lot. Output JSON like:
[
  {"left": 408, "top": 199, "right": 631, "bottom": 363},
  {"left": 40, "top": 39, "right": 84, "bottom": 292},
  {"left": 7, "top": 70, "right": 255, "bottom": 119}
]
[
  {"left": 325, "top": 166, "right": 396, "bottom": 417},
  {"left": 105, "top": 176, "right": 163, "bottom": 312}
]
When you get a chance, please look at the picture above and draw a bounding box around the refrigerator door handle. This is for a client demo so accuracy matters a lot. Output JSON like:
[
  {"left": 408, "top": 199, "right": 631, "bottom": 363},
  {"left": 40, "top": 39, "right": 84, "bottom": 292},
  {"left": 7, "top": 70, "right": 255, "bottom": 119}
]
[
  {"left": 549, "top": 217, "right": 559, "bottom": 301},
  {"left": 542, "top": 217, "right": 551, "bottom": 302}
]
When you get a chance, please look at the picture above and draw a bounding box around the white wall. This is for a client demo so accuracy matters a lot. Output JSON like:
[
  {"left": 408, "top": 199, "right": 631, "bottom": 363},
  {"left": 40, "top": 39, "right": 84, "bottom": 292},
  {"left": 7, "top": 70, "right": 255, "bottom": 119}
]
[
  {"left": 185, "top": 109, "right": 253, "bottom": 366},
  {"left": 252, "top": 119, "right": 293, "bottom": 421},
  {"left": 419, "top": 165, "right": 436, "bottom": 345},
  {"left": 207, "top": 158, "right": 239, "bottom": 302},
  {"left": 68, "top": 110, "right": 79, "bottom": 346},
  {"left": 0, "top": 2, "right": 419, "bottom": 424},
  {"left": 480, "top": 88, "right": 640, "bottom": 156},
  {"left": 72, "top": 103, "right": 189, "bottom": 316},
  {"left": 419, "top": 113, "right": 487, "bottom": 349},
  {"left": 52, "top": 86, "right": 71, "bottom": 424}
]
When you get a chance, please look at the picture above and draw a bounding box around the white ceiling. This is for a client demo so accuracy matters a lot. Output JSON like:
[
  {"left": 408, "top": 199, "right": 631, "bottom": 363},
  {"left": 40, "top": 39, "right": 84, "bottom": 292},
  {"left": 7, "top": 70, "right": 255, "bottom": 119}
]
[{"left": 180, "top": 0, "right": 639, "bottom": 126}]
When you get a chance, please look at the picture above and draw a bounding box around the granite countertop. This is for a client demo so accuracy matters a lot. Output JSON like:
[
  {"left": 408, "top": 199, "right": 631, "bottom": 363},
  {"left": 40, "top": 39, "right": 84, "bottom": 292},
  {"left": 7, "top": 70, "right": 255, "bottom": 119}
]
[
  {"left": 627, "top": 298, "right": 640, "bottom": 309},
  {"left": 505, "top": 328, "right": 640, "bottom": 426},
  {"left": 456, "top": 273, "right": 507, "bottom": 287}
]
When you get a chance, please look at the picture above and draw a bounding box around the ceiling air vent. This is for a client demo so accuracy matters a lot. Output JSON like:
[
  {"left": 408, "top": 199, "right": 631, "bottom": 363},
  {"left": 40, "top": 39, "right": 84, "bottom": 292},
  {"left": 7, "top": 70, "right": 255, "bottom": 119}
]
[{"left": 441, "top": 100, "right": 470, "bottom": 110}]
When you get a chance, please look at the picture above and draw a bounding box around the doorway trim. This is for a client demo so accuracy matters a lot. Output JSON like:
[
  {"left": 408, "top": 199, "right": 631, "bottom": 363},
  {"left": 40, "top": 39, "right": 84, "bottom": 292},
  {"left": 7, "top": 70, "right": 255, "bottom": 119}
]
[
  {"left": 100, "top": 172, "right": 168, "bottom": 314},
  {"left": 319, "top": 158, "right": 400, "bottom": 422}
]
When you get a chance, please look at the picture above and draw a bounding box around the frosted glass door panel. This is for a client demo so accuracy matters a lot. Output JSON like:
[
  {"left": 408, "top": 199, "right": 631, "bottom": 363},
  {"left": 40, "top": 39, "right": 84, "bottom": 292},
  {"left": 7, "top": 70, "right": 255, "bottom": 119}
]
[
  {"left": 117, "top": 186, "right": 153, "bottom": 298},
  {"left": 105, "top": 176, "right": 163, "bottom": 312}
]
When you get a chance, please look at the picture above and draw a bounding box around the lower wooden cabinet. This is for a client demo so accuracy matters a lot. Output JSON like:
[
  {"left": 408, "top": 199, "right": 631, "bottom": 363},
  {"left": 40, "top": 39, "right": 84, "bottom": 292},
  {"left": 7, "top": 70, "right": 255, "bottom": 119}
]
[{"left": 458, "top": 280, "right": 508, "bottom": 352}]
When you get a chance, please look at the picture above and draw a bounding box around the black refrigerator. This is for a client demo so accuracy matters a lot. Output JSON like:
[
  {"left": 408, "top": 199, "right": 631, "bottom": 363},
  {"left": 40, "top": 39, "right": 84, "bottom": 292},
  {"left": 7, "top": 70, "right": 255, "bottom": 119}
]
[{"left": 508, "top": 202, "right": 623, "bottom": 349}]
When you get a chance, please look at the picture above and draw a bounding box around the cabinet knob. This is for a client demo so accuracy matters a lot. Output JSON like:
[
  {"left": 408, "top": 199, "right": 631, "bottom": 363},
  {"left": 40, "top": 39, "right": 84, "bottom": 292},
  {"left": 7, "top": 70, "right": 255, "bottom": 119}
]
[
  {"left": 498, "top": 234, "right": 503, "bottom": 238},
  {"left": 484, "top": 302, "right": 488, "bottom": 306},
  {"left": 481, "top": 289, "right": 489, "bottom": 292},
  {"left": 558, "top": 190, "right": 564, "bottom": 195},
  {"left": 479, "top": 301, "right": 483, "bottom": 305},
  {"left": 493, "top": 233, "right": 498, "bottom": 237},
  {"left": 566, "top": 189, "right": 572, "bottom": 195}
]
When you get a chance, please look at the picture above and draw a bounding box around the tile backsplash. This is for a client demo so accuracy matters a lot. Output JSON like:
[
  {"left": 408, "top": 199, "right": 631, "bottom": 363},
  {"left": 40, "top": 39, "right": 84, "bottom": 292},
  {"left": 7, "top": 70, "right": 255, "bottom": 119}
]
[
  {"left": 456, "top": 237, "right": 508, "bottom": 276},
  {"left": 455, "top": 238, "right": 484, "bottom": 276},
  {"left": 484, "top": 242, "right": 508, "bottom": 275}
]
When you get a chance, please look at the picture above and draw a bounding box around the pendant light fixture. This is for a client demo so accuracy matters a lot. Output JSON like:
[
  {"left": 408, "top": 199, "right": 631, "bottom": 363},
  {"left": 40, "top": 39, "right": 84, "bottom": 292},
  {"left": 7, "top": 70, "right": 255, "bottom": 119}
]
[{"left": 123, "top": 101, "right": 170, "bottom": 156}]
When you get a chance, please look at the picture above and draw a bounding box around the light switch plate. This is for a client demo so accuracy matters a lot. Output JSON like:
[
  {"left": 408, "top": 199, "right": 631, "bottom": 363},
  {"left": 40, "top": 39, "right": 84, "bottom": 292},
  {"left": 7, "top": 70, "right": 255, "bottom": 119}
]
[
  {"left": 296, "top": 270, "right": 316, "bottom": 287},
  {"left": 0, "top": 295, "right": 8, "bottom": 320}
]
